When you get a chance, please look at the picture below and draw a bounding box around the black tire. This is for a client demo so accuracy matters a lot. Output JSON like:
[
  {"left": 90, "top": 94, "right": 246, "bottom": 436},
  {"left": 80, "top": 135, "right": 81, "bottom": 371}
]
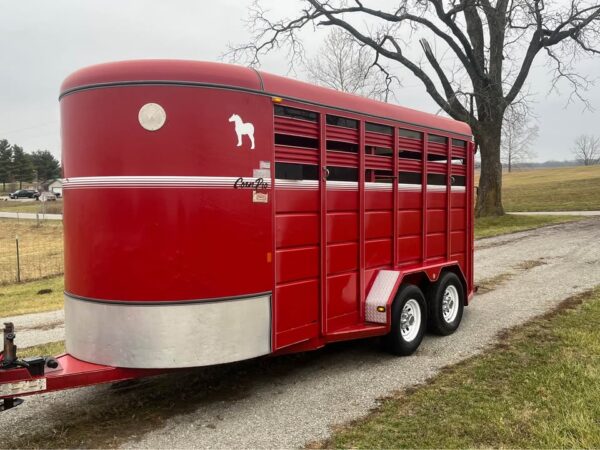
[
  {"left": 384, "top": 284, "right": 427, "bottom": 356},
  {"left": 427, "top": 272, "right": 465, "bottom": 336}
]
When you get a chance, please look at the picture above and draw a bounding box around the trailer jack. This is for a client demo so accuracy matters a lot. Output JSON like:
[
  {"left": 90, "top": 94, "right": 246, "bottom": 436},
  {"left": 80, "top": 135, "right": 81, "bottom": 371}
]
[
  {"left": 1, "top": 322, "right": 60, "bottom": 411},
  {"left": 1, "top": 397, "right": 23, "bottom": 411}
]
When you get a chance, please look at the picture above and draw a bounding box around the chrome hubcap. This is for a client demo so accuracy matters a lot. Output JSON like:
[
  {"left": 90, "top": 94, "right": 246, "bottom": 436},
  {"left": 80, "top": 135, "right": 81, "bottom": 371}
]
[
  {"left": 442, "top": 285, "right": 459, "bottom": 323},
  {"left": 400, "top": 299, "right": 421, "bottom": 342}
]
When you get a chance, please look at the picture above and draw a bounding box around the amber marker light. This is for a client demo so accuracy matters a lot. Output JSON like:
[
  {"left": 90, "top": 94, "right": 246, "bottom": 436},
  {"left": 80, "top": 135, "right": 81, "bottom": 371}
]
[
  {"left": 377, "top": 306, "right": 386, "bottom": 313},
  {"left": 272, "top": 96, "right": 283, "bottom": 103}
]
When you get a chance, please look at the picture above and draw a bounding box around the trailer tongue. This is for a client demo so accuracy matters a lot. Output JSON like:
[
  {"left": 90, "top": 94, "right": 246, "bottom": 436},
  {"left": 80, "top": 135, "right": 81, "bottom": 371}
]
[{"left": 0, "top": 323, "right": 167, "bottom": 411}]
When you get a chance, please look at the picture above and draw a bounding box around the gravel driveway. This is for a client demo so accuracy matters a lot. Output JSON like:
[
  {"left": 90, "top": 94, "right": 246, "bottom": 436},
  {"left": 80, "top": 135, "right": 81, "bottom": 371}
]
[
  {"left": 1, "top": 310, "right": 64, "bottom": 348},
  {"left": 2, "top": 217, "right": 600, "bottom": 449}
]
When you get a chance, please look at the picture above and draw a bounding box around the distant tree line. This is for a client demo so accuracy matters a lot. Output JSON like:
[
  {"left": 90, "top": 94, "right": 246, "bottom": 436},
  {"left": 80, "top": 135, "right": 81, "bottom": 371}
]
[{"left": 0, "top": 139, "right": 61, "bottom": 191}]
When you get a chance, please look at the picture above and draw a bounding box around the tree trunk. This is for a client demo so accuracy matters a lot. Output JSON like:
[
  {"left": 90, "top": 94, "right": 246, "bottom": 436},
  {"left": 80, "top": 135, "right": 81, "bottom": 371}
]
[{"left": 476, "top": 126, "right": 505, "bottom": 217}]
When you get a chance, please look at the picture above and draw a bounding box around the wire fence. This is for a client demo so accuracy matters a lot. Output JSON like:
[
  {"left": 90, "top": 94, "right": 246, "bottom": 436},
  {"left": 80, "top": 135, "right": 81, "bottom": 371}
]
[
  {"left": 0, "top": 198, "right": 63, "bottom": 216},
  {"left": 0, "top": 218, "right": 64, "bottom": 284}
]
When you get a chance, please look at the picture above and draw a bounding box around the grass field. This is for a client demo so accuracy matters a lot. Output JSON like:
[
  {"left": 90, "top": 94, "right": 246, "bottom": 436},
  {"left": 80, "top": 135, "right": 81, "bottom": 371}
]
[
  {"left": 20, "top": 340, "right": 66, "bottom": 358},
  {"left": 0, "top": 276, "right": 64, "bottom": 317},
  {"left": 497, "top": 165, "right": 600, "bottom": 211},
  {"left": 0, "top": 218, "right": 64, "bottom": 284},
  {"left": 0, "top": 199, "right": 63, "bottom": 214},
  {"left": 474, "top": 214, "right": 581, "bottom": 239},
  {"left": 323, "top": 287, "right": 600, "bottom": 449}
]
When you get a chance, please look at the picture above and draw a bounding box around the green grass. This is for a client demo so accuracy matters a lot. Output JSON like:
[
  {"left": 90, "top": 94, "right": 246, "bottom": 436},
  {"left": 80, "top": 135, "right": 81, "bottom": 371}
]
[
  {"left": 19, "top": 340, "right": 66, "bottom": 358},
  {"left": 474, "top": 214, "right": 582, "bottom": 239},
  {"left": 0, "top": 276, "right": 64, "bottom": 317},
  {"left": 501, "top": 165, "right": 600, "bottom": 211},
  {"left": 323, "top": 287, "right": 600, "bottom": 449}
]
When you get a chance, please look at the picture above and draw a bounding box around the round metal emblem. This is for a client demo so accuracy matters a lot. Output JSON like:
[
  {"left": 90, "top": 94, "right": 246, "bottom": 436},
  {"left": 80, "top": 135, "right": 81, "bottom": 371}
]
[{"left": 138, "top": 103, "right": 166, "bottom": 131}]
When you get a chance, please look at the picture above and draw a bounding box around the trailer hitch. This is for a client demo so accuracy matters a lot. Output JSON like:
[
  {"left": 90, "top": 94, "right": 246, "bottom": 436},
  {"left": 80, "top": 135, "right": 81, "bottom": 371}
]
[{"left": 1, "top": 322, "right": 60, "bottom": 411}]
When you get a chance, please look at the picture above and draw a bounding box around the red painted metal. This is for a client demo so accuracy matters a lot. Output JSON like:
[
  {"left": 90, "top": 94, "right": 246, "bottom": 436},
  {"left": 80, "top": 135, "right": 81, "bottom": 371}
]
[
  {"left": 422, "top": 133, "right": 429, "bottom": 265},
  {"left": 392, "top": 127, "right": 399, "bottom": 270},
  {"left": 447, "top": 138, "right": 452, "bottom": 261},
  {"left": 0, "top": 354, "right": 167, "bottom": 399},
  {"left": 1, "top": 61, "right": 474, "bottom": 398},
  {"left": 319, "top": 113, "right": 328, "bottom": 338},
  {"left": 358, "top": 120, "right": 366, "bottom": 322}
]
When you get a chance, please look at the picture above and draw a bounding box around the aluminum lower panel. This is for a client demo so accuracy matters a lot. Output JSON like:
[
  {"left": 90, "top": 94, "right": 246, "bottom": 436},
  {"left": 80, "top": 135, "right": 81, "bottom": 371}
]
[{"left": 65, "top": 293, "right": 272, "bottom": 368}]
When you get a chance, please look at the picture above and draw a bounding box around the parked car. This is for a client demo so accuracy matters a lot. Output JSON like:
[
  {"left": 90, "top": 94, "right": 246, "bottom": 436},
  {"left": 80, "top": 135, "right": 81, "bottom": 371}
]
[
  {"left": 40, "top": 192, "right": 57, "bottom": 202},
  {"left": 9, "top": 189, "right": 40, "bottom": 199}
]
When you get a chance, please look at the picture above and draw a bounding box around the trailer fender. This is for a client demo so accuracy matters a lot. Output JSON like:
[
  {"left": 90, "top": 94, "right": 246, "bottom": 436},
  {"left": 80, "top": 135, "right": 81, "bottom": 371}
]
[{"left": 380, "top": 263, "right": 469, "bottom": 321}]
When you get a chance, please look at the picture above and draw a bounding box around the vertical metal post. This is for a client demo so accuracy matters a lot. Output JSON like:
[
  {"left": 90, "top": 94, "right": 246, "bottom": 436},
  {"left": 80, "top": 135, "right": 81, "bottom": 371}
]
[
  {"left": 15, "top": 237, "right": 20, "bottom": 283},
  {"left": 392, "top": 127, "right": 399, "bottom": 268},
  {"left": 319, "top": 113, "right": 328, "bottom": 337},
  {"left": 447, "top": 138, "right": 452, "bottom": 260},
  {"left": 422, "top": 134, "right": 429, "bottom": 263},
  {"left": 468, "top": 141, "right": 474, "bottom": 291},
  {"left": 358, "top": 120, "right": 366, "bottom": 321}
]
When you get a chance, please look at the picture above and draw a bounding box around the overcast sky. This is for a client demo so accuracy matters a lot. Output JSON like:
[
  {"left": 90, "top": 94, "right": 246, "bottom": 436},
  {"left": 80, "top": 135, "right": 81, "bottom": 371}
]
[{"left": 1, "top": 0, "right": 598, "bottom": 162}]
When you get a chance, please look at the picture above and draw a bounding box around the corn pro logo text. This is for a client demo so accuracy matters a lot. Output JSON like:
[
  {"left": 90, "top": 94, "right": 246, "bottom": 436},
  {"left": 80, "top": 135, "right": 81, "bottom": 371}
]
[{"left": 233, "top": 177, "right": 269, "bottom": 190}]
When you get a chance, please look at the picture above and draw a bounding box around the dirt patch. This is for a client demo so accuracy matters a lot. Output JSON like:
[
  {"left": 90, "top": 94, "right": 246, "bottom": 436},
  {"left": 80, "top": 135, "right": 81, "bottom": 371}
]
[
  {"left": 477, "top": 259, "right": 548, "bottom": 294},
  {"left": 476, "top": 234, "right": 530, "bottom": 250},
  {"left": 516, "top": 259, "right": 547, "bottom": 270},
  {"left": 477, "top": 272, "right": 514, "bottom": 294}
]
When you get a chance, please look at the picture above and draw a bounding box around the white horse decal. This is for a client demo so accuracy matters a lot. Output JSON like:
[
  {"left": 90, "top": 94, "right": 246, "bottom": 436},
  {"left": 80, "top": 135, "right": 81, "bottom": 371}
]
[{"left": 228, "top": 114, "right": 255, "bottom": 149}]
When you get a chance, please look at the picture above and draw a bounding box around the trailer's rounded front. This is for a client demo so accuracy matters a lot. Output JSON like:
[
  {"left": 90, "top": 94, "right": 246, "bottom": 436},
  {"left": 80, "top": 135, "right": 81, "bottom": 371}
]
[{"left": 60, "top": 61, "right": 274, "bottom": 368}]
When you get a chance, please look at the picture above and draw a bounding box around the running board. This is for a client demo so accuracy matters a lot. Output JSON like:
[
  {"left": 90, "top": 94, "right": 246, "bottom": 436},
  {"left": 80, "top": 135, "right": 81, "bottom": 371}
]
[{"left": 365, "top": 270, "right": 402, "bottom": 324}]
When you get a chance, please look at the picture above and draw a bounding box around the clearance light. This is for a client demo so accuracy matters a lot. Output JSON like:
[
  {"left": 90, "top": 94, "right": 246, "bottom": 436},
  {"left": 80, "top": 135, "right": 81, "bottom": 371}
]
[
  {"left": 377, "top": 306, "right": 386, "bottom": 313},
  {"left": 272, "top": 96, "right": 283, "bottom": 103}
]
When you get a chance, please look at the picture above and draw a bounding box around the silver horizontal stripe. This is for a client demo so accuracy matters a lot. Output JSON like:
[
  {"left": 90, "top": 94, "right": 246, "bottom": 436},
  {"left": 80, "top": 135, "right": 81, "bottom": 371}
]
[
  {"left": 326, "top": 180, "right": 358, "bottom": 191},
  {"left": 274, "top": 180, "right": 454, "bottom": 192},
  {"left": 63, "top": 177, "right": 465, "bottom": 192},
  {"left": 63, "top": 176, "right": 271, "bottom": 189},
  {"left": 427, "top": 185, "right": 447, "bottom": 192},
  {"left": 274, "top": 179, "right": 319, "bottom": 190},
  {"left": 365, "top": 182, "right": 393, "bottom": 191}
]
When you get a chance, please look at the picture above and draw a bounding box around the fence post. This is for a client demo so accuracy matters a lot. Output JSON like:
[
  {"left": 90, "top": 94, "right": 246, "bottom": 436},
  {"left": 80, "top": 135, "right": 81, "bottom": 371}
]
[{"left": 15, "top": 236, "right": 21, "bottom": 283}]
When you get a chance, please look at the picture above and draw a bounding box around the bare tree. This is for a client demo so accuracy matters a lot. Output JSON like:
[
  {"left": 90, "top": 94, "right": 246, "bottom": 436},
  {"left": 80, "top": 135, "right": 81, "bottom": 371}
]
[
  {"left": 304, "top": 28, "right": 397, "bottom": 101},
  {"left": 501, "top": 107, "right": 538, "bottom": 172},
  {"left": 572, "top": 134, "right": 600, "bottom": 166},
  {"left": 228, "top": 0, "right": 600, "bottom": 217}
]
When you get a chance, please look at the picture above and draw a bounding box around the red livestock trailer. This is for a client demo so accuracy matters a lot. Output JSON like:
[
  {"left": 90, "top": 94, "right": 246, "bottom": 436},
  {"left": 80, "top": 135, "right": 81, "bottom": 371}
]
[{"left": 1, "top": 60, "right": 474, "bottom": 410}]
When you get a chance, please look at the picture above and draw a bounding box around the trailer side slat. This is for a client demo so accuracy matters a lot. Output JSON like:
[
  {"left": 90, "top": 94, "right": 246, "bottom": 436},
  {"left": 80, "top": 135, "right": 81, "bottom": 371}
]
[{"left": 274, "top": 115, "right": 319, "bottom": 138}]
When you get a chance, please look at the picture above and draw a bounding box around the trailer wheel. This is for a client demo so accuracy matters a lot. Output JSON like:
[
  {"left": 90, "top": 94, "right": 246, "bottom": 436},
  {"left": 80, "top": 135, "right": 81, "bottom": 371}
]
[
  {"left": 384, "top": 284, "right": 427, "bottom": 356},
  {"left": 427, "top": 272, "right": 464, "bottom": 335}
]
